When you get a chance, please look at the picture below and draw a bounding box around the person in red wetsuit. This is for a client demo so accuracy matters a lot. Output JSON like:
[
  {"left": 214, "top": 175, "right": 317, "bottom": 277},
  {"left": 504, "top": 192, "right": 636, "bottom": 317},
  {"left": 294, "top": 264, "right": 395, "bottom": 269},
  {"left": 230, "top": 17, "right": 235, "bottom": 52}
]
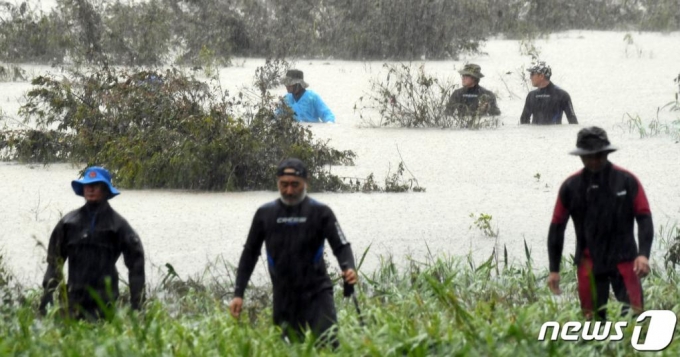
[{"left": 547, "top": 127, "right": 653, "bottom": 320}]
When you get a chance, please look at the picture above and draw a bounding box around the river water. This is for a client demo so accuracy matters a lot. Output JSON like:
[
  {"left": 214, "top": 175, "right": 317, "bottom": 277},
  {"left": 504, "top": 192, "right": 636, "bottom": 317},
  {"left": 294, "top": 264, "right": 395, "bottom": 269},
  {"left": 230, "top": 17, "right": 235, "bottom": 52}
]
[{"left": 1, "top": 31, "right": 679, "bottom": 287}]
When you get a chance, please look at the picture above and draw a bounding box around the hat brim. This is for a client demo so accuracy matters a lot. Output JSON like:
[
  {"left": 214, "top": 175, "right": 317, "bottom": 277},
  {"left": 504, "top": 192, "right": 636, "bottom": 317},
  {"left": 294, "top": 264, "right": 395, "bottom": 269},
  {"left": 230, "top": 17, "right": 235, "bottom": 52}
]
[
  {"left": 569, "top": 146, "right": 618, "bottom": 156},
  {"left": 458, "top": 70, "right": 484, "bottom": 78},
  {"left": 72, "top": 178, "right": 120, "bottom": 199},
  {"left": 282, "top": 78, "right": 309, "bottom": 88}
]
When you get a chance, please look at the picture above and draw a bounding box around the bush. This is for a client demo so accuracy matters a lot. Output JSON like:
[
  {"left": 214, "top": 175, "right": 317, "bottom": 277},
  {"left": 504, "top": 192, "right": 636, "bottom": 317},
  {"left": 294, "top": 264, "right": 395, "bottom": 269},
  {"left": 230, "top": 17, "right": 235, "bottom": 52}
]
[
  {"left": 100, "top": 0, "right": 173, "bottom": 66},
  {"left": 2, "top": 64, "right": 353, "bottom": 191},
  {"left": 356, "top": 63, "right": 500, "bottom": 129},
  {"left": 164, "top": 0, "right": 248, "bottom": 65},
  {"left": 1, "top": 60, "right": 424, "bottom": 193},
  {"left": 0, "top": 2, "right": 69, "bottom": 63},
  {"left": 3, "top": 0, "right": 679, "bottom": 64},
  {"left": 307, "top": 0, "right": 488, "bottom": 60}
]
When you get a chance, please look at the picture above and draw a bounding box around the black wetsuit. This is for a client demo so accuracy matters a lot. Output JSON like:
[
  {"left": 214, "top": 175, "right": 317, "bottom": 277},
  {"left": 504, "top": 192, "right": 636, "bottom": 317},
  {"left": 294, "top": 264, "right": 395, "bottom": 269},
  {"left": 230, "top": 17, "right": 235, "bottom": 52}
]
[
  {"left": 445, "top": 85, "right": 501, "bottom": 117},
  {"left": 234, "top": 196, "right": 355, "bottom": 341},
  {"left": 40, "top": 201, "right": 145, "bottom": 318},
  {"left": 548, "top": 162, "right": 652, "bottom": 319},
  {"left": 520, "top": 82, "right": 578, "bottom": 124}
]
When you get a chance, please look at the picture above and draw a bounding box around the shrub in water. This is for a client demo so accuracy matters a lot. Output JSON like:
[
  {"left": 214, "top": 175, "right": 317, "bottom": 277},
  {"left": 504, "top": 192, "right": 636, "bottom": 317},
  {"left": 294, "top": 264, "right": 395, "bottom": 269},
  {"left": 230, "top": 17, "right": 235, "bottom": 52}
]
[
  {"left": 3, "top": 64, "right": 357, "bottom": 191},
  {"left": 356, "top": 63, "right": 499, "bottom": 129}
]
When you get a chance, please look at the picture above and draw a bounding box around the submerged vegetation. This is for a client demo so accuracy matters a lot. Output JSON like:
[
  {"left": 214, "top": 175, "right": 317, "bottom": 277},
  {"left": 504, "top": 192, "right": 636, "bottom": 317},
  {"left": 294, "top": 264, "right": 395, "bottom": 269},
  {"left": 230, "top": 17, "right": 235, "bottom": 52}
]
[
  {"left": 620, "top": 72, "right": 680, "bottom": 142},
  {"left": 2, "top": 225, "right": 680, "bottom": 356},
  {"left": 356, "top": 64, "right": 500, "bottom": 129},
  {"left": 0, "top": 60, "right": 424, "bottom": 192}
]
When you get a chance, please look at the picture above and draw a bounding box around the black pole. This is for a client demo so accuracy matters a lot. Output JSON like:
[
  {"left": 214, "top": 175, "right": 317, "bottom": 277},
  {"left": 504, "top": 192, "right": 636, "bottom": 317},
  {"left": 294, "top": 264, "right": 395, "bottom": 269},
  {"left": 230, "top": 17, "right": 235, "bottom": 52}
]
[{"left": 344, "top": 281, "right": 365, "bottom": 327}]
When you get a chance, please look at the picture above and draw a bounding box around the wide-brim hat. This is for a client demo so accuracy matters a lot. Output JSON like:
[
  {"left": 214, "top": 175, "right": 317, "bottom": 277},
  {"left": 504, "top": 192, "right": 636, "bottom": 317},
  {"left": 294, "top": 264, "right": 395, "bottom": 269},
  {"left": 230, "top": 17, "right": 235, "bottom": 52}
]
[
  {"left": 282, "top": 69, "right": 309, "bottom": 88},
  {"left": 569, "top": 127, "right": 618, "bottom": 155},
  {"left": 458, "top": 63, "right": 484, "bottom": 79},
  {"left": 71, "top": 166, "right": 120, "bottom": 199}
]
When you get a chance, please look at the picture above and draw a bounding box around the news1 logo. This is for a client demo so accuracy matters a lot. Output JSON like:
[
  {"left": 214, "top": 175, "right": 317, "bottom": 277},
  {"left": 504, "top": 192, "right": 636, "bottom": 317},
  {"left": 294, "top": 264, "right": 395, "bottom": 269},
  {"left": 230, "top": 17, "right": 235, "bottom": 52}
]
[{"left": 538, "top": 310, "right": 677, "bottom": 351}]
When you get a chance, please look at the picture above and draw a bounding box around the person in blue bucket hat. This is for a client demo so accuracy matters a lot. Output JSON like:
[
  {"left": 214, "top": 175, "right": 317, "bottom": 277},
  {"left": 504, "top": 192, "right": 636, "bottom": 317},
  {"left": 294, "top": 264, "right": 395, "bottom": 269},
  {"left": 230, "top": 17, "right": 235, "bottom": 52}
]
[
  {"left": 40, "top": 166, "right": 145, "bottom": 320},
  {"left": 71, "top": 166, "right": 121, "bottom": 199}
]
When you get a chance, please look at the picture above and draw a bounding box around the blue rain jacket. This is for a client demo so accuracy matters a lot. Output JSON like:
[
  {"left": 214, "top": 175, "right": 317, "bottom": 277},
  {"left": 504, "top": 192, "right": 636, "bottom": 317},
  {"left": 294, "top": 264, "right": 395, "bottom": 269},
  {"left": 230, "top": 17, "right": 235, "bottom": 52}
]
[{"left": 282, "top": 90, "right": 336, "bottom": 123}]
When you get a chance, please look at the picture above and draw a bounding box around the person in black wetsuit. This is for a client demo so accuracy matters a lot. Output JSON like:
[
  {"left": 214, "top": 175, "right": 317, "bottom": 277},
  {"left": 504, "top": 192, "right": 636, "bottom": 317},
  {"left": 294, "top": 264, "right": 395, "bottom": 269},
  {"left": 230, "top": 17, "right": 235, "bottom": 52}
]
[
  {"left": 445, "top": 63, "right": 501, "bottom": 117},
  {"left": 547, "top": 127, "right": 653, "bottom": 320},
  {"left": 229, "top": 158, "right": 357, "bottom": 347},
  {"left": 520, "top": 61, "right": 578, "bottom": 125},
  {"left": 39, "top": 166, "right": 145, "bottom": 319}
]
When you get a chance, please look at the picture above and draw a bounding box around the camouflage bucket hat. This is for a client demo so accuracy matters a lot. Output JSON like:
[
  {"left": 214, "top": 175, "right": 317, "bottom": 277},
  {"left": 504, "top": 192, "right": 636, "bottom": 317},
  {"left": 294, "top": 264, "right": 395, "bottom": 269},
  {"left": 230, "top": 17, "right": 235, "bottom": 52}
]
[
  {"left": 527, "top": 61, "right": 552, "bottom": 78},
  {"left": 282, "top": 69, "right": 309, "bottom": 88},
  {"left": 569, "top": 126, "right": 618, "bottom": 156},
  {"left": 458, "top": 63, "right": 484, "bottom": 79}
]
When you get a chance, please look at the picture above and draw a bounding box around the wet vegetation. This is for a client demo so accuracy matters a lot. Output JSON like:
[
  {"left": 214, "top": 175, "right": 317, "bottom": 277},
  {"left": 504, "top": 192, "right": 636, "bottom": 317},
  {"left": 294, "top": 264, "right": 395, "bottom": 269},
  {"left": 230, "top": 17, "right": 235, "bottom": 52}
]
[
  {"left": 620, "top": 72, "right": 680, "bottom": 142},
  {"left": 0, "top": 60, "right": 423, "bottom": 192},
  {"left": 2, "top": 225, "right": 680, "bottom": 356},
  {"left": 0, "top": 2, "right": 678, "bottom": 355},
  {"left": 1, "top": 0, "right": 679, "bottom": 65},
  {"left": 356, "top": 64, "right": 500, "bottom": 129}
]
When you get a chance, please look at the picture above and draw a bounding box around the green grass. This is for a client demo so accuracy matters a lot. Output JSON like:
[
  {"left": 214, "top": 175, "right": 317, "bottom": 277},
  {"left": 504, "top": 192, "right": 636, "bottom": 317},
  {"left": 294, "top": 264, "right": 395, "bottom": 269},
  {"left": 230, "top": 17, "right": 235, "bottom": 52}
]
[{"left": 2, "top": 237, "right": 680, "bottom": 356}]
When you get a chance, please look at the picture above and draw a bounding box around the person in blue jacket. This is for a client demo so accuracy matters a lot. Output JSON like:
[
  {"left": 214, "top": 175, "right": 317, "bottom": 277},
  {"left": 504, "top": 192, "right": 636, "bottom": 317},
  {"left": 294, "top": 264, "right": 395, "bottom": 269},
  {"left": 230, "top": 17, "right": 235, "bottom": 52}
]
[{"left": 280, "top": 69, "right": 336, "bottom": 123}]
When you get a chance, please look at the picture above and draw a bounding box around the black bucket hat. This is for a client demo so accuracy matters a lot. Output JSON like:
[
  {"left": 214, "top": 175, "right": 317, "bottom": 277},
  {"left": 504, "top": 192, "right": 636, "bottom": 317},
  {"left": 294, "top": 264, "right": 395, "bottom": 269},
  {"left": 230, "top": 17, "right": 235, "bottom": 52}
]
[
  {"left": 276, "top": 158, "right": 308, "bottom": 179},
  {"left": 569, "top": 126, "right": 618, "bottom": 156}
]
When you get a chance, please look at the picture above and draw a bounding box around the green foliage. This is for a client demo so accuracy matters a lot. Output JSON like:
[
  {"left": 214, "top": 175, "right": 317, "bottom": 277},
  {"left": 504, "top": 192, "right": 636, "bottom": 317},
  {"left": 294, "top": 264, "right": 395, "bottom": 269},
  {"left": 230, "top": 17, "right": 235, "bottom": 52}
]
[
  {"left": 99, "top": 0, "right": 173, "bottom": 66},
  {"left": 2, "top": 0, "right": 679, "bottom": 64},
  {"left": 469, "top": 213, "right": 498, "bottom": 238},
  {"left": 0, "top": 253, "right": 12, "bottom": 304},
  {"left": 4, "top": 239, "right": 680, "bottom": 355},
  {"left": 314, "top": 0, "right": 487, "bottom": 60},
  {"left": 1, "top": 64, "right": 357, "bottom": 191},
  {"left": 357, "top": 63, "right": 499, "bottom": 129},
  {"left": 663, "top": 224, "right": 680, "bottom": 268},
  {"left": 0, "top": 2, "right": 69, "bottom": 63},
  {"left": 164, "top": 0, "right": 246, "bottom": 65}
]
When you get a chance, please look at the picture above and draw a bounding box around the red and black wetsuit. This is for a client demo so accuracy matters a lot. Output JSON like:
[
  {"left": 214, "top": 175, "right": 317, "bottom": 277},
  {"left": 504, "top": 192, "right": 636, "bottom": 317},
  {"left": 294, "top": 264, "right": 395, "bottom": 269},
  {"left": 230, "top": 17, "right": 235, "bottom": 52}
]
[
  {"left": 234, "top": 196, "right": 355, "bottom": 342},
  {"left": 520, "top": 82, "right": 578, "bottom": 125},
  {"left": 40, "top": 201, "right": 145, "bottom": 318},
  {"left": 548, "top": 162, "right": 653, "bottom": 319}
]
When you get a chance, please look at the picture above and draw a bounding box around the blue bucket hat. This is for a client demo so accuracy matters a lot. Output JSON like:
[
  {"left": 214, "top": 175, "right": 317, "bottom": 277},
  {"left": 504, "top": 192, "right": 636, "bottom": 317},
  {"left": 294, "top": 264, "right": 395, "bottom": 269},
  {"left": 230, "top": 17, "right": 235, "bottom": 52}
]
[{"left": 71, "top": 166, "right": 120, "bottom": 199}]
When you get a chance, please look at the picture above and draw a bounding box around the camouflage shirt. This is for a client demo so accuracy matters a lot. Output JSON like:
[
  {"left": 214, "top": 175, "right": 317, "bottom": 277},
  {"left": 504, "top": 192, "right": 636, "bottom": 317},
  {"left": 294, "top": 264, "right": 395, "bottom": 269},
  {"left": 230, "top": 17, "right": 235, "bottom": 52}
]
[{"left": 445, "top": 85, "right": 501, "bottom": 117}]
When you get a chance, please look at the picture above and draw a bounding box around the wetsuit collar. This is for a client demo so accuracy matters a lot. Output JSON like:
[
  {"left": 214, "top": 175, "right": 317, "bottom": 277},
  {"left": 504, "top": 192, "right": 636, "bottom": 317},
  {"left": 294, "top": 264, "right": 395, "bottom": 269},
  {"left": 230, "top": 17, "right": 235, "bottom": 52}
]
[
  {"left": 538, "top": 81, "right": 553, "bottom": 90},
  {"left": 582, "top": 160, "right": 612, "bottom": 176},
  {"left": 83, "top": 200, "right": 111, "bottom": 216}
]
